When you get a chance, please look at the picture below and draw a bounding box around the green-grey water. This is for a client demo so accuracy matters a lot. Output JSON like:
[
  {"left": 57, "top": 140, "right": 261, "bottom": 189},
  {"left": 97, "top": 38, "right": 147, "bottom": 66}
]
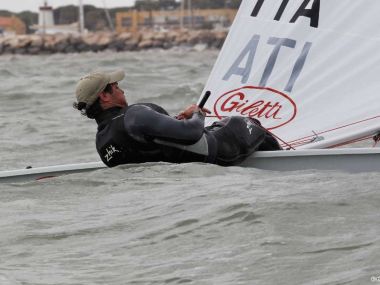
[{"left": 0, "top": 50, "right": 379, "bottom": 285}]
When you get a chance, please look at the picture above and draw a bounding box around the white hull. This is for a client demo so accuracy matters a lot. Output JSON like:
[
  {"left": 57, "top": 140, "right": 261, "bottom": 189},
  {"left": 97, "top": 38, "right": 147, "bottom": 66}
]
[
  {"left": 1, "top": 148, "right": 380, "bottom": 183},
  {"left": 242, "top": 148, "right": 380, "bottom": 173},
  {"left": 0, "top": 162, "right": 105, "bottom": 183}
]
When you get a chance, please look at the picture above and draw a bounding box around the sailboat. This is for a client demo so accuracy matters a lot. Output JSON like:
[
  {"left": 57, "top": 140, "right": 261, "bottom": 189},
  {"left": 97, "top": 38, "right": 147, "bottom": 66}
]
[
  {"left": 202, "top": 0, "right": 380, "bottom": 149},
  {"left": 199, "top": 0, "right": 380, "bottom": 172},
  {"left": 2, "top": 0, "right": 380, "bottom": 182}
]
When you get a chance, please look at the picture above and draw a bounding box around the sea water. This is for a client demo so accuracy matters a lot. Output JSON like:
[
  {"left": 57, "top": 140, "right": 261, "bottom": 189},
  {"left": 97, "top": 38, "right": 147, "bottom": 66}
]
[{"left": 0, "top": 50, "right": 379, "bottom": 285}]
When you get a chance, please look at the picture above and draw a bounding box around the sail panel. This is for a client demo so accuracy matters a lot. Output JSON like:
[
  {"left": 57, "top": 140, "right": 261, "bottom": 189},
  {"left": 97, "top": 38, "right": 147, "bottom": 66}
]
[{"left": 201, "top": 0, "right": 380, "bottom": 148}]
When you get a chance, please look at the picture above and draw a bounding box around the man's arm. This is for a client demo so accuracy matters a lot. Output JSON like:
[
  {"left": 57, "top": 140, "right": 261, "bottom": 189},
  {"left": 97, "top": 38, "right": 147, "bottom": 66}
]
[{"left": 124, "top": 104, "right": 205, "bottom": 145}]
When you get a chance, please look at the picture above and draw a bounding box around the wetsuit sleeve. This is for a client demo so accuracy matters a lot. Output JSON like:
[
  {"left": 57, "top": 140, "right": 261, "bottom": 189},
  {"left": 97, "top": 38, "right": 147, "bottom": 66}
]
[{"left": 124, "top": 105, "right": 205, "bottom": 145}]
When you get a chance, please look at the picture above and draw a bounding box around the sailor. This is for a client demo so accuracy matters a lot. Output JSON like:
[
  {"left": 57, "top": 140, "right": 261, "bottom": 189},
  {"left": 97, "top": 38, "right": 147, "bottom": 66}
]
[{"left": 73, "top": 70, "right": 281, "bottom": 167}]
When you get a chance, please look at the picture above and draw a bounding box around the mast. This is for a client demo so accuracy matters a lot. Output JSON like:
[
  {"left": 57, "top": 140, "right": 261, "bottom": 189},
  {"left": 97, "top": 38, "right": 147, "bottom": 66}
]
[
  {"left": 42, "top": 2, "right": 46, "bottom": 35},
  {"left": 180, "top": 0, "right": 184, "bottom": 30},
  {"left": 187, "top": 0, "right": 192, "bottom": 29},
  {"left": 180, "top": 0, "right": 192, "bottom": 29},
  {"left": 78, "top": 0, "right": 85, "bottom": 34},
  {"left": 102, "top": 0, "right": 115, "bottom": 31}
]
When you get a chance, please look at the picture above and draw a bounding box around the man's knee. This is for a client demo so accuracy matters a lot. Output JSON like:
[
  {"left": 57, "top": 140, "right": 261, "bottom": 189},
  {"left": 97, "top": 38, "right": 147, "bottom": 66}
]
[{"left": 211, "top": 116, "right": 266, "bottom": 165}]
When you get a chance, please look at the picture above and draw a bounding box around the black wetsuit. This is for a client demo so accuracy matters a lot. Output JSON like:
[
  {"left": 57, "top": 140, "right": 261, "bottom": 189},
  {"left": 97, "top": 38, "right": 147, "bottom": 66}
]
[{"left": 95, "top": 103, "right": 281, "bottom": 167}]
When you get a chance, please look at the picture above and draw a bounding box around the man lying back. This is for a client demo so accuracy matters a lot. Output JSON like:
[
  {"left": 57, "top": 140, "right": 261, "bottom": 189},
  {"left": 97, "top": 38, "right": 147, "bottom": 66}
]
[{"left": 73, "top": 70, "right": 281, "bottom": 167}]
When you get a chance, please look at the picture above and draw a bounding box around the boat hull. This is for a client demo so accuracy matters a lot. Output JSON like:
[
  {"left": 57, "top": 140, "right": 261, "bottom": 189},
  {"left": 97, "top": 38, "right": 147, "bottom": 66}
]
[
  {"left": 0, "top": 162, "right": 105, "bottom": 183},
  {"left": 1, "top": 148, "right": 380, "bottom": 183},
  {"left": 242, "top": 148, "right": 380, "bottom": 173}
]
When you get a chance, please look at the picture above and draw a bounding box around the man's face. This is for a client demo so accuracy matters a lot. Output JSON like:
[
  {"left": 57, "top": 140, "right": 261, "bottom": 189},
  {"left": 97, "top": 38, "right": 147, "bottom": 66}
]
[{"left": 109, "top": 82, "right": 127, "bottom": 107}]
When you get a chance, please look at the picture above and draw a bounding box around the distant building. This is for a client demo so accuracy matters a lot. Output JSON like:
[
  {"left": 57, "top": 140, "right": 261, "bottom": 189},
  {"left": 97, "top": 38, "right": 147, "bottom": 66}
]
[
  {"left": 30, "top": 1, "right": 81, "bottom": 35},
  {"left": 38, "top": 1, "right": 54, "bottom": 31},
  {"left": 116, "top": 8, "right": 237, "bottom": 34},
  {"left": 0, "top": 16, "right": 26, "bottom": 35}
]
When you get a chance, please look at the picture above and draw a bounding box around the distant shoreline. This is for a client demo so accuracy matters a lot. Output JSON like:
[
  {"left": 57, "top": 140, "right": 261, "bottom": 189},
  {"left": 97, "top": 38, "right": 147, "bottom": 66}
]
[{"left": 0, "top": 30, "right": 228, "bottom": 55}]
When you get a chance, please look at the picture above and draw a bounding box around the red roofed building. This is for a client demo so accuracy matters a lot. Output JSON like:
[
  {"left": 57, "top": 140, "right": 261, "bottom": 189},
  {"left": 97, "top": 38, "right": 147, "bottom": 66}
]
[{"left": 0, "top": 16, "right": 26, "bottom": 35}]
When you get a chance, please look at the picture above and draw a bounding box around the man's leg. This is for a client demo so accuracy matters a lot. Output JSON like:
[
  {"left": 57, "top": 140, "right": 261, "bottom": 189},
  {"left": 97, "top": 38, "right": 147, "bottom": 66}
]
[{"left": 207, "top": 116, "right": 267, "bottom": 166}]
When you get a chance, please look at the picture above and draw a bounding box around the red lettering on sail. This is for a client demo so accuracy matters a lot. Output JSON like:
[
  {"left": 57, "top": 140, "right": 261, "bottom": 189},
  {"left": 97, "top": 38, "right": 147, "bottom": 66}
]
[{"left": 213, "top": 86, "right": 297, "bottom": 130}]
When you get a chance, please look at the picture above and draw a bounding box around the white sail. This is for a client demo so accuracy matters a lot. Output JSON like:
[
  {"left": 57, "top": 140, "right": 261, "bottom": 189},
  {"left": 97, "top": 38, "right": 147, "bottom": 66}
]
[{"left": 201, "top": 0, "right": 380, "bottom": 149}]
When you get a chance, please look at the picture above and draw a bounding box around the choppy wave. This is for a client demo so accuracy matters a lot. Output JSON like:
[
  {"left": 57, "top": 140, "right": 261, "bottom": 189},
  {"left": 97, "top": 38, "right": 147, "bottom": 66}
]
[
  {"left": 2, "top": 163, "right": 380, "bottom": 284},
  {"left": 0, "top": 51, "right": 379, "bottom": 285}
]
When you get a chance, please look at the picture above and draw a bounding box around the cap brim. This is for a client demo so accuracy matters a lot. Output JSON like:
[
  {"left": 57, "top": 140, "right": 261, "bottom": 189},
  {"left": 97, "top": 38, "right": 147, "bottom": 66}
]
[{"left": 108, "top": 70, "right": 125, "bottom": 84}]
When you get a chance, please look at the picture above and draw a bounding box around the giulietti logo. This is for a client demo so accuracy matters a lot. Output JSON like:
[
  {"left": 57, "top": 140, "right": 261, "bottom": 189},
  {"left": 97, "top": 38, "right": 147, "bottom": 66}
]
[{"left": 213, "top": 86, "right": 297, "bottom": 130}]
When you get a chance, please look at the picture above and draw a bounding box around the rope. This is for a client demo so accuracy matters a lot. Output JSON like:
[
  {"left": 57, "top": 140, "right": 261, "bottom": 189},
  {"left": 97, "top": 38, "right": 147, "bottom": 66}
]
[
  {"left": 249, "top": 119, "right": 295, "bottom": 150},
  {"left": 263, "top": 127, "right": 296, "bottom": 150}
]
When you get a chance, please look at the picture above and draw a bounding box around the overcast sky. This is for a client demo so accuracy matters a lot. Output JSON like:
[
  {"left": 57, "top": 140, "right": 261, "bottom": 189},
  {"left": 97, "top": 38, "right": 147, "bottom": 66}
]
[{"left": 0, "top": 0, "right": 136, "bottom": 13}]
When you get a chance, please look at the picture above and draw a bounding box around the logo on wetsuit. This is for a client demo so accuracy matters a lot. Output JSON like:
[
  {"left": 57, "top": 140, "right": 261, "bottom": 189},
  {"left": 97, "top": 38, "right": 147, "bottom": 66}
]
[
  {"left": 245, "top": 118, "right": 254, "bottom": 135},
  {"left": 104, "top": 145, "right": 121, "bottom": 162}
]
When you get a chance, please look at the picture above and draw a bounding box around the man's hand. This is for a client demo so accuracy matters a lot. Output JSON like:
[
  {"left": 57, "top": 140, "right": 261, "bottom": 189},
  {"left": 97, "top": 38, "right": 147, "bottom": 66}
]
[{"left": 176, "top": 104, "right": 211, "bottom": 120}]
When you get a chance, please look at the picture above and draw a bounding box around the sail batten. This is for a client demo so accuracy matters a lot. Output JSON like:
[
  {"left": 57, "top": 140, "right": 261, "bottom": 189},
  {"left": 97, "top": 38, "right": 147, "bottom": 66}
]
[{"left": 201, "top": 0, "right": 380, "bottom": 149}]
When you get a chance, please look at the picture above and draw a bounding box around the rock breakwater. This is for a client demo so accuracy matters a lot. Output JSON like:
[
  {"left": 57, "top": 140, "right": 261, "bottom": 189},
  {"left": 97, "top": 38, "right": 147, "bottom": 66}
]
[{"left": 0, "top": 29, "right": 228, "bottom": 55}]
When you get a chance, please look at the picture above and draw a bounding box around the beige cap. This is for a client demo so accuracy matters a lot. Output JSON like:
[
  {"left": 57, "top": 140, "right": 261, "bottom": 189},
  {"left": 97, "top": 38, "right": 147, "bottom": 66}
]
[{"left": 75, "top": 70, "right": 125, "bottom": 106}]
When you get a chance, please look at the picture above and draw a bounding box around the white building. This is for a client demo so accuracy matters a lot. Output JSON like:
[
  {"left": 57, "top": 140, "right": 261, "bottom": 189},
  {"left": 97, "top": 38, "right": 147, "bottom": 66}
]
[{"left": 31, "top": 1, "right": 82, "bottom": 35}]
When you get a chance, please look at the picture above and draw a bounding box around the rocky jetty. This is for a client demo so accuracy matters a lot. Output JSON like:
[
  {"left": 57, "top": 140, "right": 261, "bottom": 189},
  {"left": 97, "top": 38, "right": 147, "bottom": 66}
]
[{"left": 0, "top": 29, "right": 228, "bottom": 55}]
